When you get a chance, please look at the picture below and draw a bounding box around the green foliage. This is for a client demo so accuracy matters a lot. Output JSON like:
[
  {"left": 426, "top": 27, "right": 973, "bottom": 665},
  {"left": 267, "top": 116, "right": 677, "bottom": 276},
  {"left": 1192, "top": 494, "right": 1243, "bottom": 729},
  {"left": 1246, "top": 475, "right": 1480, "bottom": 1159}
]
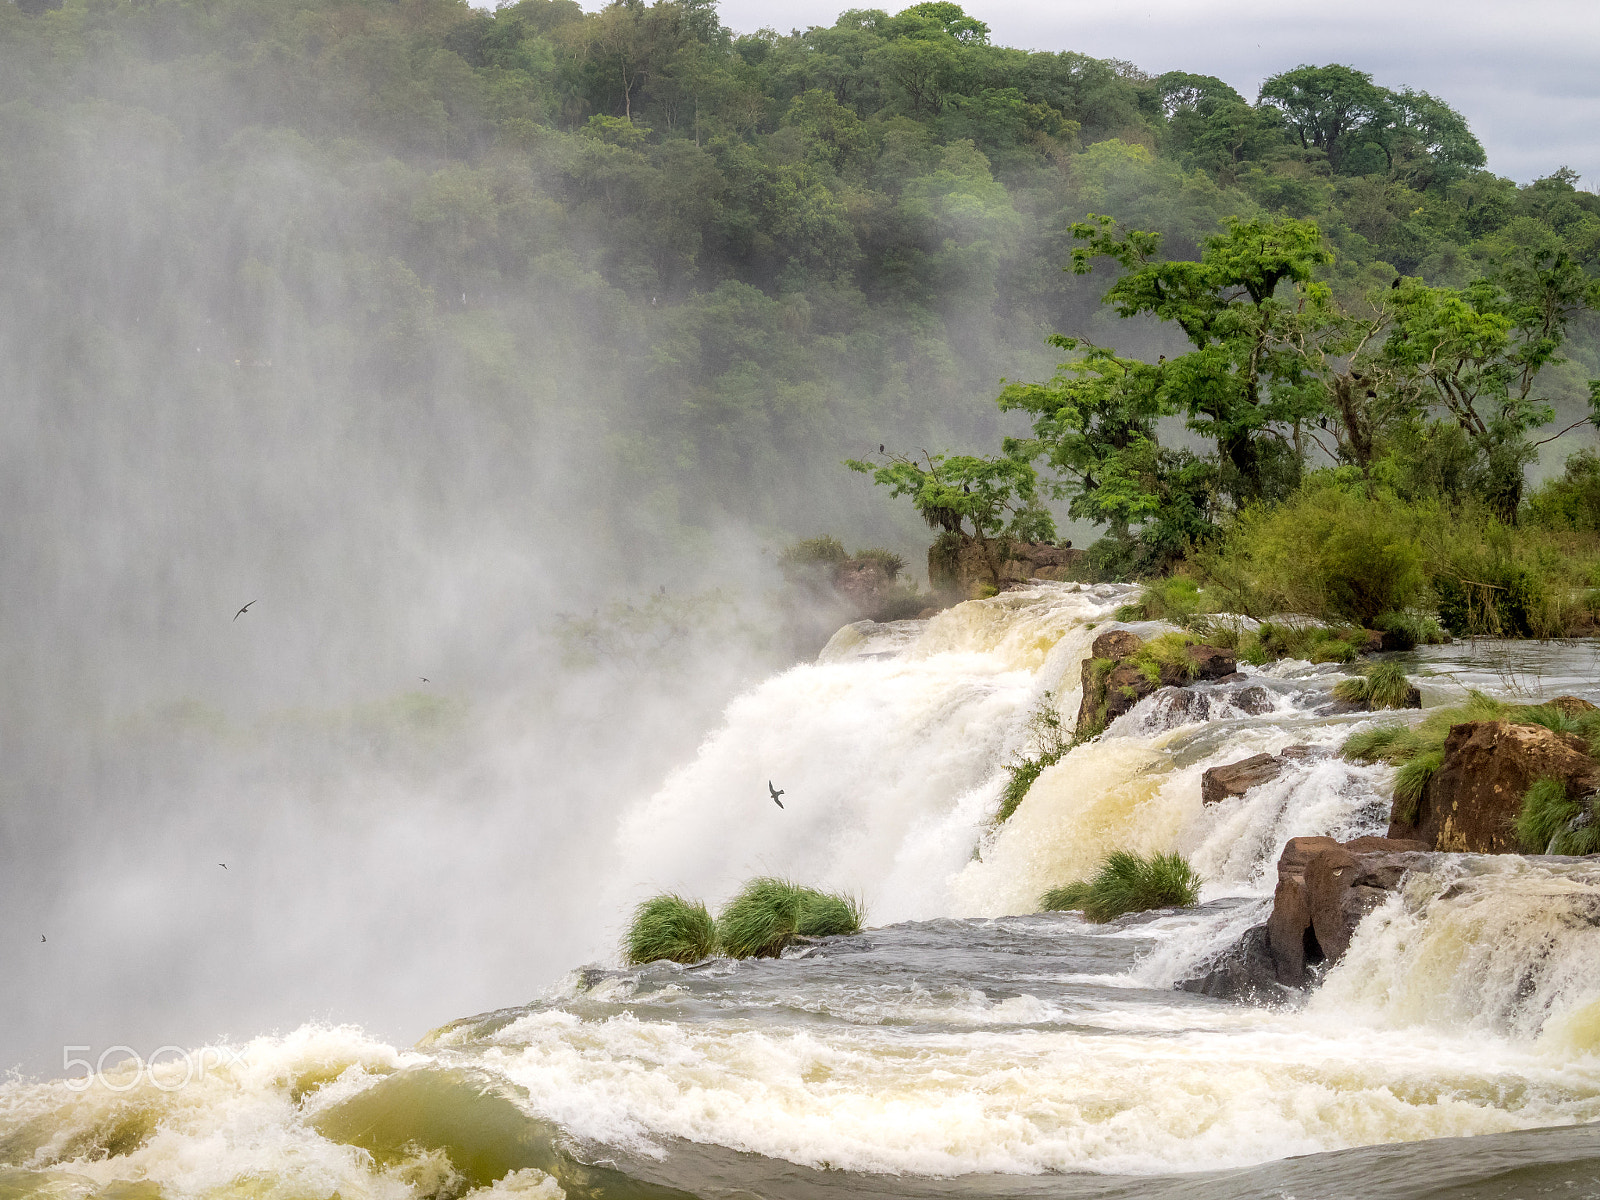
[
  {"left": 1193, "top": 478, "right": 1428, "bottom": 625},
  {"left": 1516, "top": 777, "right": 1600, "bottom": 856},
  {"left": 854, "top": 548, "right": 908, "bottom": 578},
  {"left": 1526, "top": 452, "right": 1600, "bottom": 533},
  {"left": 1372, "top": 610, "right": 1448, "bottom": 649},
  {"left": 997, "top": 691, "right": 1070, "bottom": 822},
  {"left": 1133, "top": 631, "right": 1201, "bottom": 680},
  {"left": 1391, "top": 750, "right": 1443, "bottom": 825},
  {"left": 625, "top": 894, "right": 718, "bottom": 965},
  {"left": 716, "top": 878, "right": 863, "bottom": 958},
  {"left": 1342, "top": 723, "right": 1421, "bottom": 764},
  {"left": 1040, "top": 850, "right": 1201, "bottom": 922},
  {"left": 1119, "top": 576, "right": 1205, "bottom": 624},
  {"left": 781, "top": 535, "right": 849, "bottom": 566},
  {"left": 1332, "top": 662, "right": 1414, "bottom": 709}
]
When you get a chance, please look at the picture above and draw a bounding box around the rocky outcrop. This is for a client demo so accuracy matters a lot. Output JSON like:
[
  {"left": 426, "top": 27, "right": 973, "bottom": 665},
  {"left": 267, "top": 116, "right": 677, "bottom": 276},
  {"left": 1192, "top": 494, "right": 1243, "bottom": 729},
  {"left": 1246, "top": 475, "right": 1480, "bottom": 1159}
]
[
  {"left": 1075, "top": 631, "right": 1237, "bottom": 735},
  {"left": 1388, "top": 720, "right": 1600, "bottom": 852},
  {"left": 1179, "top": 835, "right": 1428, "bottom": 1000},
  {"left": 928, "top": 534, "right": 1084, "bottom": 600},
  {"left": 1201, "top": 753, "right": 1285, "bottom": 805}
]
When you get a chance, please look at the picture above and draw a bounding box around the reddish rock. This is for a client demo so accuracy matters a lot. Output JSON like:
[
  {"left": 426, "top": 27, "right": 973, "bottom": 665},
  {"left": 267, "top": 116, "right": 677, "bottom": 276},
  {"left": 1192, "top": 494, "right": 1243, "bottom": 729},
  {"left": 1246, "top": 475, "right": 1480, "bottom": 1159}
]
[
  {"left": 1390, "top": 720, "right": 1600, "bottom": 852},
  {"left": 1201, "top": 753, "right": 1286, "bottom": 805},
  {"left": 1549, "top": 695, "right": 1598, "bottom": 717}
]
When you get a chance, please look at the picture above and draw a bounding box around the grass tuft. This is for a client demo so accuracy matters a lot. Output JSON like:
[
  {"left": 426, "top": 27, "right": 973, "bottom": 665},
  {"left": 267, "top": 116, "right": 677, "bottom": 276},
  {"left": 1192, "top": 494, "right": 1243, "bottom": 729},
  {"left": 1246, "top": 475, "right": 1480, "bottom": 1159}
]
[
  {"left": 1515, "top": 777, "right": 1600, "bottom": 855},
  {"left": 1342, "top": 723, "right": 1420, "bottom": 764},
  {"left": 717, "top": 878, "right": 863, "bottom": 958},
  {"left": 997, "top": 692, "right": 1070, "bottom": 823},
  {"left": 1391, "top": 749, "right": 1443, "bottom": 825},
  {"left": 625, "top": 894, "right": 719, "bottom": 965},
  {"left": 1333, "top": 662, "right": 1414, "bottom": 710},
  {"left": 1039, "top": 850, "right": 1201, "bottom": 922}
]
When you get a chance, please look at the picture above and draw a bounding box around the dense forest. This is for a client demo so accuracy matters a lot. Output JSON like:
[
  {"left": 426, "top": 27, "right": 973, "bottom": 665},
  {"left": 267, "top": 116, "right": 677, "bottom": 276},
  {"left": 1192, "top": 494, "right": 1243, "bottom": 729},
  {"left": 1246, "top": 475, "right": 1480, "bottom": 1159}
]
[{"left": 3, "top": 0, "right": 1599, "bottom": 640}]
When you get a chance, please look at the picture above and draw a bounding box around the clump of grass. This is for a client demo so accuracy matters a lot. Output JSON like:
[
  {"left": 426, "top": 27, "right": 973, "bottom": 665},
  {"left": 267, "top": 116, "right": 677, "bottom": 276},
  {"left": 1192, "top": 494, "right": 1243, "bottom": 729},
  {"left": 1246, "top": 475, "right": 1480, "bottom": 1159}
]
[
  {"left": 1342, "top": 723, "right": 1422, "bottom": 764},
  {"left": 1131, "top": 630, "right": 1200, "bottom": 682},
  {"left": 624, "top": 894, "right": 719, "bottom": 965},
  {"left": 1391, "top": 749, "right": 1444, "bottom": 825},
  {"left": 1038, "top": 850, "right": 1201, "bottom": 922},
  {"left": 1116, "top": 576, "right": 1205, "bottom": 625},
  {"left": 1333, "top": 662, "right": 1415, "bottom": 710},
  {"left": 1040, "top": 881, "right": 1093, "bottom": 911},
  {"left": 1516, "top": 777, "right": 1600, "bottom": 855},
  {"left": 717, "top": 878, "right": 863, "bottom": 958},
  {"left": 779, "top": 534, "right": 848, "bottom": 567},
  {"left": 1309, "top": 638, "right": 1357, "bottom": 664}
]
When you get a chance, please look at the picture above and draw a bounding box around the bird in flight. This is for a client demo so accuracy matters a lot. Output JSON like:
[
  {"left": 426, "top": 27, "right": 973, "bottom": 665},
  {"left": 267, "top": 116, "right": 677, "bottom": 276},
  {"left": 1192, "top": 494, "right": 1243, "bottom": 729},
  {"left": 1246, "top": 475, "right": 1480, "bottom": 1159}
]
[
  {"left": 768, "top": 781, "right": 785, "bottom": 809},
  {"left": 218, "top": 863, "right": 227, "bottom": 869},
  {"left": 233, "top": 600, "right": 256, "bottom": 621},
  {"left": 40, "top": 935, "right": 46, "bottom": 943},
  {"left": 420, "top": 677, "right": 430, "bottom": 683}
]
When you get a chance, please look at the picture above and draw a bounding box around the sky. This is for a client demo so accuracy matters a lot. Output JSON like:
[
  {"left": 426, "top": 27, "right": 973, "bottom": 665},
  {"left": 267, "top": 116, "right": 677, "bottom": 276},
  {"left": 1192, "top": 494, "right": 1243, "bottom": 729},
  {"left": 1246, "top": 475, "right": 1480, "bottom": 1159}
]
[{"left": 547, "top": 0, "right": 1600, "bottom": 187}]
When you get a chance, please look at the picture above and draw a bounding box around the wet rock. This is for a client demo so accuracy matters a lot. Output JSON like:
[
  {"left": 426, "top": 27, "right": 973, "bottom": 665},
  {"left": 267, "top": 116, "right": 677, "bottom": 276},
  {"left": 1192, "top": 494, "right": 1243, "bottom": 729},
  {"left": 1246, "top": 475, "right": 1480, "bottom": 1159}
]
[
  {"left": 1357, "top": 629, "right": 1386, "bottom": 655},
  {"left": 1091, "top": 630, "right": 1142, "bottom": 661},
  {"left": 1389, "top": 720, "right": 1600, "bottom": 852},
  {"left": 1176, "top": 924, "right": 1289, "bottom": 1003},
  {"left": 1185, "top": 644, "right": 1237, "bottom": 681},
  {"left": 1188, "top": 836, "right": 1427, "bottom": 995},
  {"left": 1201, "top": 753, "right": 1287, "bottom": 805},
  {"left": 1233, "top": 685, "right": 1277, "bottom": 715},
  {"left": 1278, "top": 744, "right": 1334, "bottom": 763}
]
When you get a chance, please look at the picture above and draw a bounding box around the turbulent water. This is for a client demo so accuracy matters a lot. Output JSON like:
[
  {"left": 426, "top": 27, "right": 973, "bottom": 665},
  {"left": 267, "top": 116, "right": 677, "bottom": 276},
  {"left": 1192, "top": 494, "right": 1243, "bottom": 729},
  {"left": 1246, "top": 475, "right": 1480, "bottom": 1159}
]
[{"left": 7, "top": 583, "right": 1600, "bottom": 1198}]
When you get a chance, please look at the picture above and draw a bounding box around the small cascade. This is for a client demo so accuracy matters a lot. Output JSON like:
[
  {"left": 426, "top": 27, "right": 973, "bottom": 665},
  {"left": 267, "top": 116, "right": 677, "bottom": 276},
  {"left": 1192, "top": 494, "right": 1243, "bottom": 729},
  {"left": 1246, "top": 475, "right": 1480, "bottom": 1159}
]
[{"left": 1312, "top": 855, "right": 1600, "bottom": 1047}]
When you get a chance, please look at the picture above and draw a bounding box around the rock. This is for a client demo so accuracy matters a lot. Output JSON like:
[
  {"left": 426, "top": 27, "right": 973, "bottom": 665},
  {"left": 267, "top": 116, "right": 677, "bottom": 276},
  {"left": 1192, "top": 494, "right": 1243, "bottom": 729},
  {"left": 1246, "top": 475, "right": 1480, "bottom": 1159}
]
[
  {"left": 1357, "top": 629, "right": 1386, "bottom": 655},
  {"left": 1549, "top": 695, "right": 1598, "bottom": 716},
  {"left": 1278, "top": 743, "right": 1334, "bottom": 763},
  {"left": 1216, "top": 672, "right": 1248, "bottom": 684},
  {"left": 1265, "top": 835, "right": 1428, "bottom": 989},
  {"left": 1201, "top": 753, "right": 1287, "bottom": 805},
  {"left": 1389, "top": 720, "right": 1600, "bottom": 852},
  {"left": 1100, "top": 662, "right": 1157, "bottom": 722},
  {"left": 929, "top": 534, "right": 1085, "bottom": 599},
  {"left": 1176, "top": 924, "right": 1288, "bottom": 1003},
  {"left": 1091, "top": 630, "right": 1142, "bottom": 661},
  {"left": 1185, "top": 644, "right": 1237, "bottom": 680},
  {"left": 1232, "top": 685, "right": 1277, "bottom": 715}
]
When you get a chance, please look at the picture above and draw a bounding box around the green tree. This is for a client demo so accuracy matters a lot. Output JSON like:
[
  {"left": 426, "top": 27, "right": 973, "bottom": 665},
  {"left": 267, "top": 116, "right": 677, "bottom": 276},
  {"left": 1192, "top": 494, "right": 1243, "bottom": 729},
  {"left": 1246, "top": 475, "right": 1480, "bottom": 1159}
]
[
  {"left": 845, "top": 450, "right": 1055, "bottom": 585},
  {"left": 1070, "top": 213, "right": 1333, "bottom": 503}
]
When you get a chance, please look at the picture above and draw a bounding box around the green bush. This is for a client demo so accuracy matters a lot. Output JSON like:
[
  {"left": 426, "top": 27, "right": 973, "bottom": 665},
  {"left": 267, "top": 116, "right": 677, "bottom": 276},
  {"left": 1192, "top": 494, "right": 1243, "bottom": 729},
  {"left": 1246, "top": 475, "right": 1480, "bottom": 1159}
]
[
  {"left": 1309, "top": 638, "right": 1356, "bottom": 664},
  {"left": 1524, "top": 451, "right": 1600, "bottom": 533},
  {"left": 1118, "top": 576, "right": 1205, "bottom": 624},
  {"left": 717, "top": 878, "right": 863, "bottom": 958},
  {"left": 780, "top": 535, "right": 849, "bottom": 567},
  {"left": 1039, "top": 850, "right": 1202, "bottom": 922},
  {"left": 1516, "top": 777, "right": 1600, "bottom": 855},
  {"left": 997, "top": 693, "right": 1070, "bottom": 822},
  {"left": 1192, "top": 479, "right": 1429, "bottom": 625},
  {"left": 855, "top": 547, "right": 907, "bottom": 579},
  {"left": 625, "top": 894, "right": 719, "bottom": 965},
  {"left": 1372, "top": 609, "right": 1448, "bottom": 649},
  {"left": 1333, "top": 662, "right": 1415, "bottom": 710},
  {"left": 1341, "top": 722, "right": 1420, "bottom": 763}
]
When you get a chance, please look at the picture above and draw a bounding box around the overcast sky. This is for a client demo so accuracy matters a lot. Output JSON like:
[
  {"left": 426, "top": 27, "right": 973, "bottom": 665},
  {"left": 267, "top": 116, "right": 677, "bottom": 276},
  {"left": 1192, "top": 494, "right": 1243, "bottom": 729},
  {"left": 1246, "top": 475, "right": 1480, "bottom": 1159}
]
[{"left": 541, "top": 0, "right": 1600, "bottom": 187}]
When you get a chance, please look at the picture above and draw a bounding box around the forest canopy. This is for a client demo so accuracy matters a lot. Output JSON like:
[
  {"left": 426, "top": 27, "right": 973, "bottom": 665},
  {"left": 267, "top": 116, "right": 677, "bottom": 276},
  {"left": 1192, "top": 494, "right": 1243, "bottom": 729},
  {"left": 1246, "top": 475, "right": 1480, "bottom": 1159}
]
[{"left": 2, "top": 0, "right": 1597, "bottom": 582}]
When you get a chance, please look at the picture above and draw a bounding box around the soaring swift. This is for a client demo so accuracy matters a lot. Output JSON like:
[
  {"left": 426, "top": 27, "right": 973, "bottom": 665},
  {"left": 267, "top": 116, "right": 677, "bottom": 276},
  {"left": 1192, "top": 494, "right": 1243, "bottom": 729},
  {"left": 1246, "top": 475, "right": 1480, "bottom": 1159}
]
[{"left": 768, "top": 781, "right": 785, "bottom": 809}]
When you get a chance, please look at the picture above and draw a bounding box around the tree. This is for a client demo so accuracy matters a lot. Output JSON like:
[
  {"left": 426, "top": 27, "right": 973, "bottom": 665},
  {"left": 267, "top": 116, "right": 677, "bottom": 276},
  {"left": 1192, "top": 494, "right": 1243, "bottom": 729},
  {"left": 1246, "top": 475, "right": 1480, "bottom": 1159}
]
[
  {"left": 1070, "top": 213, "right": 1332, "bottom": 503},
  {"left": 1259, "top": 64, "right": 1391, "bottom": 174},
  {"left": 996, "top": 336, "right": 1216, "bottom": 566},
  {"left": 844, "top": 450, "right": 1054, "bottom": 585},
  {"left": 1379, "top": 247, "right": 1600, "bottom": 517}
]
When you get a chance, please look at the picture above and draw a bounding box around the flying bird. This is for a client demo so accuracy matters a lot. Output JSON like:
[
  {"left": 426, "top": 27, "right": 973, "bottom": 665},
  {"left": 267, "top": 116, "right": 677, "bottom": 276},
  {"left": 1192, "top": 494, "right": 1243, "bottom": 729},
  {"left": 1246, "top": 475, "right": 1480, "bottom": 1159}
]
[
  {"left": 40, "top": 935, "right": 46, "bottom": 943},
  {"left": 233, "top": 600, "right": 256, "bottom": 621},
  {"left": 879, "top": 444, "right": 885, "bottom": 454},
  {"left": 768, "top": 781, "right": 785, "bottom": 809},
  {"left": 421, "top": 677, "right": 430, "bottom": 683},
  {"left": 218, "top": 863, "right": 227, "bottom": 869}
]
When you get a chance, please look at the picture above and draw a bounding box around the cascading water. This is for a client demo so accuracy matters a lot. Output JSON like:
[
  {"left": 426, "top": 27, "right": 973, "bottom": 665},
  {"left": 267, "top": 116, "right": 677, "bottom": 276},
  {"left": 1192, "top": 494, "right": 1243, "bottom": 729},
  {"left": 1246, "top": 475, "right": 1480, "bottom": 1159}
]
[{"left": 6, "top": 581, "right": 1600, "bottom": 1199}]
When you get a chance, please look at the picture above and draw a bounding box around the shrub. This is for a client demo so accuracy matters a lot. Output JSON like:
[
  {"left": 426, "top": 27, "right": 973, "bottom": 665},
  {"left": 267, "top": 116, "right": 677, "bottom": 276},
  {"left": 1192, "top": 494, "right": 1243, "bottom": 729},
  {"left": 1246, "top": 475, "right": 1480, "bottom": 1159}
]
[
  {"left": 997, "top": 693, "right": 1070, "bottom": 822},
  {"left": 855, "top": 548, "right": 907, "bottom": 579},
  {"left": 1309, "top": 638, "right": 1356, "bottom": 664},
  {"left": 625, "top": 894, "right": 718, "bottom": 965},
  {"left": 1119, "top": 576, "right": 1205, "bottom": 624},
  {"left": 1332, "top": 662, "right": 1414, "bottom": 710},
  {"left": 1134, "top": 630, "right": 1201, "bottom": 680},
  {"left": 1524, "top": 451, "right": 1600, "bottom": 533},
  {"left": 717, "top": 878, "right": 863, "bottom": 958},
  {"left": 1516, "top": 777, "right": 1600, "bottom": 855},
  {"left": 1372, "top": 609, "right": 1448, "bottom": 649},
  {"left": 1391, "top": 749, "right": 1443, "bottom": 825},
  {"left": 1039, "top": 850, "right": 1201, "bottom": 922},
  {"left": 1191, "top": 479, "right": 1429, "bottom": 625},
  {"left": 780, "top": 535, "right": 849, "bottom": 567}
]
